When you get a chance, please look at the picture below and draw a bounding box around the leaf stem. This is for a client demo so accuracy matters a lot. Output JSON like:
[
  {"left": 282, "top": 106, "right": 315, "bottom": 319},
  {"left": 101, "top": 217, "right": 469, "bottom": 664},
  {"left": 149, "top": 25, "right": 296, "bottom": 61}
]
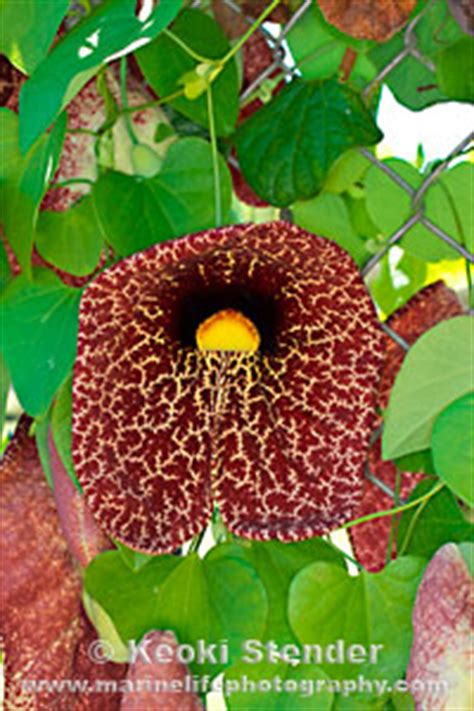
[
  {"left": 189, "top": 528, "right": 207, "bottom": 554},
  {"left": 207, "top": 86, "right": 222, "bottom": 226},
  {"left": 341, "top": 482, "right": 445, "bottom": 530},
  {"left": 385, "top": 468, "right": 401, "bottom": 565},
  {"left": 325, "top": 538, "right": 365, "bottom": 571},
  {"left": 397, "top": 493, "right": 432, "bottom": 557},
  {"left": 120, "top": 89, "right": 185, "bottom": 115},
  {"left": 120, "top": 58, "right": 138, "bottom": 145},
  {"left": 50, "top": 178, "right": 95, "bottom": 189},
  {"left": 221, "top": 0, "right": 282, "bottom": 65},
  {"left": 466, "top": 261, "right": 473, "bottom": 311},
  {"left": 67, "top": 127, "right": 99, "bottom": 137},
  {"left": 163, "top": 29, "right": 210, "bottom": 64}
]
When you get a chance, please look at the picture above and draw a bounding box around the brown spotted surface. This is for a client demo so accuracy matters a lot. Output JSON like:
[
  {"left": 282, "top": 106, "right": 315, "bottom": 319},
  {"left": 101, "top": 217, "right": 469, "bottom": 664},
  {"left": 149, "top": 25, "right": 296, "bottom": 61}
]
[
  {"left": 120, "top": 631, "right": 203, "bottom": 710},
  {"left": 350, "top": 281, "right": 464, "bottom": 571},
  {"left": 0, "top": 417, "right": 125, "bottom": 710},
  {"left": 73, "top": 221, "right": 384, "bottom": 553},
  {"left": 318, "top": 0, "right": 417, "bottom": 41},
  {"left": 49, "top": 430, "right": 111, "bottom": 567}
]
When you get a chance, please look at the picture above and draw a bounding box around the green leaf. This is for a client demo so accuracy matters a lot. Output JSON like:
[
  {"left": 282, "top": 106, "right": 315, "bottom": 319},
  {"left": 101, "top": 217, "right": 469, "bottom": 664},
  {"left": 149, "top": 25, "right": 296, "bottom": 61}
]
[
  {"left": 136, "top": 9, "right": 239, "bottom": 137},
  {"left": 432, "top": 393, "right": 473, "bottom": 507},
  {"left": 458, "top": 542, "right": 474, "bottom": 578},
  {"left": 235, "top": 78, "right": 382, "bottom": 207},
  {"left": 397, "top": 479, "right": 474, "bottom": 558},
  {"left": 0, "top": 354, "right": 10, "bottom": 437},
  {"left": 85, "top": 545, "right": 267, "bottom": 676},
  {"left": 85, "top": 550, "right": 180, "bottom": 638},
  {"left": 389, "top": 689, "right": 416, "bottom": 711},
  {"left": 1, "top": 270, "right": 81, "bottom": 417},
  {"left": 288, "top": 557, "right": 425, "bottom": 683},
  {"left": 0, "top": 241, "right": 11, "bottom": 295},
  {"left": 93, "top": 137, "right": 232, "bottom": 257},
  {"left": 369, "top": 250, "right": 427, "bottom": 318},
  {"left": 383, "top": 316, "right": 473, "bottom": 459},
  {"left": 0, "top": 0, "right": 68, "bottom": 74},
  {"left": 34, "top": 407, "right": 54, "bottom": 487},
  {"left": 35, "top": 196, "right": 105, "bottom": 277},
  {"left": 403, "top": 164, "right": 473, "bottom": 262},
  {"left": 392, "top": 449, "right": 436, "bottom": 476},
  {"left": 364, "top": 159, "right": 420, "bottom": 237},
  {"left": 51, "top": 375, "right": 81, "bottom": 489},
  {"left": 225, "top": 660, "right": 333, "bottom": 710},
  {"left": 19, "top": 0, "right": 183, "bottom": 152},
  {"left": 323, "top": 149, "right": 371, "bottom": 194},
  {"left": 237, "top": 539, "right": 346, "bottom": 644},
  {"left": 1, "top": 109, "right": 66, "bottom": 274},
  {"left": 436, "top": 38, "right": 474, "bottom": 102},
  {"left": 369, "top": 2, "right": 463, "bottom": 110},
  {"left": 286, "top": 1, "right": 376, "bottom": 89},
  {"left": 293, "top": 193, "right": 368, "bottom": 265},
  {"left": 83, "top": 592, "right": 129, "bottom": 663},
  {"left": 115, "top": 540, "right": 155, "bottom": 572}
]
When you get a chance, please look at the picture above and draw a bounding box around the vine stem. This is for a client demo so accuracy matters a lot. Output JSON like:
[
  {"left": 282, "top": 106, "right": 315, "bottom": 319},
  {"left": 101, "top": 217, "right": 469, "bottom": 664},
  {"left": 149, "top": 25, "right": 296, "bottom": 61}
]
[
  {"left": 120, "top": 58, "right": 138, "bottom": 145},
  {"left": 221, "top": 0, "right": 282, "bottom": 65},
  {"left": 163, "top": 29, "right": 209, "bottom": 63},
  {"left": 188, "top": 528, "right": 207, "bottom": 554},
  {"left": 385, "top": 468, "right": 402, "bottom": 565},
  {"left": 341, "top": 482, "right": 445, "bottom": 530},
  {"left": 397, "top": 493, "right": 431, "bottom": 557},
  {"left": 50, "top": 177, "right": 94, "bottom": 189},
  {"left": 207, "top": 85, "right": 222, "bottom": 226},
  {"left": 120, "top": 89, "right": 185, "bottom": 115},
  {"left": 325, "top": 538, "right": 364, "bottom": 571}
]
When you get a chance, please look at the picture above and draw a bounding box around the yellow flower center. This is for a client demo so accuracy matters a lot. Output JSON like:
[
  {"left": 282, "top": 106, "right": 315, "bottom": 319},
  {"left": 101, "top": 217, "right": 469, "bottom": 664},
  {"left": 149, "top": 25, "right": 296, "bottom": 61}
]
[{"left": 196, "top": 309, "right": 260, "bottom": 352}]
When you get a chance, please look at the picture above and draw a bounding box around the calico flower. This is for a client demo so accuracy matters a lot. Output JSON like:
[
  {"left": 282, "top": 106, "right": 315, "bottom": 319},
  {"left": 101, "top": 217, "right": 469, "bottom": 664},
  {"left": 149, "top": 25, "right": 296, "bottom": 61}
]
[
  {"left": 0, "top": 418, "right": 203, "bottom": 710},
  {"left": 72, "top": 222, "right": 383, "bottom": 553}
]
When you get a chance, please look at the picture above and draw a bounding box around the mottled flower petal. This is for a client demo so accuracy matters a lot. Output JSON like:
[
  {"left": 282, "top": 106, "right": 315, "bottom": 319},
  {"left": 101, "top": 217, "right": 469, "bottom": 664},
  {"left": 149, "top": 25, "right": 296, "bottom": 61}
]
[
  {"left": 49, "top": 430, "right": 111, "bottom": 567},
  {"left": 0, "top": 417, "right": 125, "bottom": 710},
  {"left": 121, "top": 631, "right": 203, "bottom": 710},
  {"left": 318, "top": 0, "right": 417, "bottom": 41},
  {"left": 73, "top": 222, "right": 383, "bottom": 553},
  {"left": 407, "top": 543, "right": 474, "bottom": 709},
  {"left": 350, "top": 282, "right": 463, "bottom": 571}
]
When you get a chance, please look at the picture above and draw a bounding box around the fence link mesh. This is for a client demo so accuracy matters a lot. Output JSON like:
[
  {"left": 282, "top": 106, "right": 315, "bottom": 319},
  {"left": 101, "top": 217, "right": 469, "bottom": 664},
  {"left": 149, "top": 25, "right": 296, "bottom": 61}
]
[{"left": 206, "top": 0, "right": 473, "bottom": 502}]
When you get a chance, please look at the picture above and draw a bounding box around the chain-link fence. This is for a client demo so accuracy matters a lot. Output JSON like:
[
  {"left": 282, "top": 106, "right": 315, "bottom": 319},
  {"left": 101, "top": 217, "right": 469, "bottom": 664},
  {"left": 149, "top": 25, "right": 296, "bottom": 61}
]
[{"left": 202, "top": 0, "right": 473, "bottom": 502}]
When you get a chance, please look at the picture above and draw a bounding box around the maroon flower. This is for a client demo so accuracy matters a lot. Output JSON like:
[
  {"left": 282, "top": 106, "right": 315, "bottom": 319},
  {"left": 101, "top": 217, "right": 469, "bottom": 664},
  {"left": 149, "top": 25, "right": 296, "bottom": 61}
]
[
  {"left": 407, "top": 543, "right": 473, "bottom": 708},
  {"left": 0, "top": 418, "right": 204, "bottom": 709},
  {"left": 72, "top": 221, "right": 383, "bottom": 553},
  {"left": 349, "top": 281, "right": 464, "bottom": 571},
  {"left": 0, "top": 417, "right": 125, "bottom": 709}
]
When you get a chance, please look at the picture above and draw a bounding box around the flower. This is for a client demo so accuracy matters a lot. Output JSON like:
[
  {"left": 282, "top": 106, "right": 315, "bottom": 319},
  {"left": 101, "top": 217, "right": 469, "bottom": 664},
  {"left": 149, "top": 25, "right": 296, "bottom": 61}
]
[
  {"left": 0, "top": 417, "right": 125, "bottom": 709},
  {"left": 317, "top": 0, "right": 417, "bottom": 42},
  {"left": 0, "top": 418, "right": 203, "bottom": 709},
  {"left": 72, "top": 221, "right": 384, "bottom": 553},
  {"left": 407, "top": 543, "right": 473, "bottom": 709},
  {"left": 349, "top": 281, "right": 464, "bottom": 571}
]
